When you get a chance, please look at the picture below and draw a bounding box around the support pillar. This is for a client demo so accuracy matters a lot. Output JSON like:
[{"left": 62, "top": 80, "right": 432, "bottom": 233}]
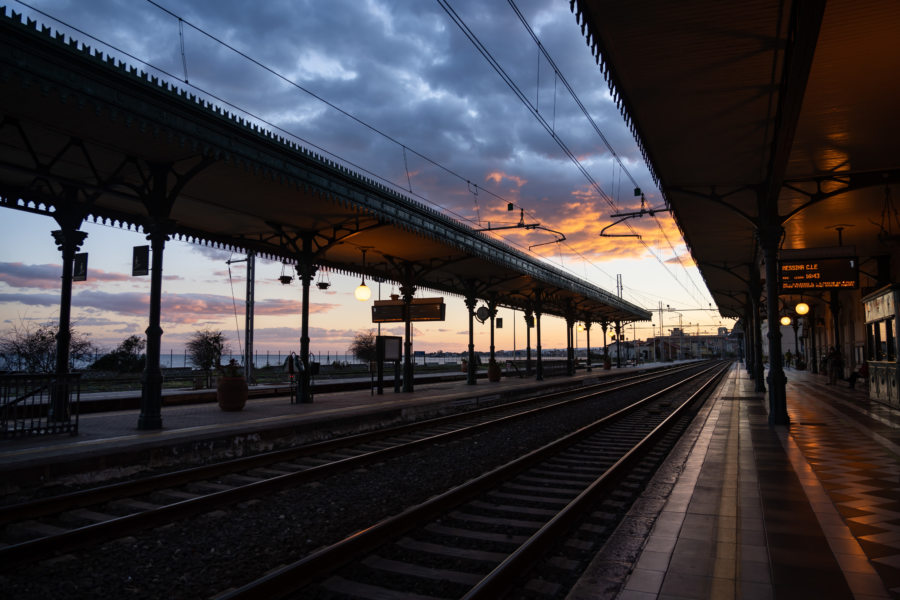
[
  {"left": 488, "top": 299, "right": 497, "bottom": 379},
  {"left": 49, "top": 218, "right": 87, "bottom": 422},
  {"left": 744, "top": 299, "right": 754, "bottom": 376},
  {"left": 295, "top": 237, "right": 316, "bottom": 403},
  {"left": 829, "top": 290, "right": 841, "bottom": 361},
  {"left": 615, "top": 321, "right": 622, "bottom": 368},
  {"left": 524, "top": 309, "right": 533, "bottom": 377},
  {"left": 761, "top": 224, "right": 788, "bottom": 425},
  {"left": 808, "top": 309, "right": 818, "bottom": 374},
  {"left": 535, "top": 306, "right": 544, "bottom": 381},
  {"left": 585, "top": 320, "right": 592, "bottom": 372},
  {"left": 465, "top": 295, "right": 477, "bottom": 385},
  {"left": 138, "top": 220, "right": 173, "bottom": 429},
  {"left": 244, "top": 252, "right": 255, "bottom": 383},
  {"left": 749, "top": 269, "right": 766, "bottom": 393},
  {"left": 565, "top": 314, "right": 575, "bottom": 376},
  {"left": 400, "top": 282, "right": 416, "bottom": 392},
  {"left": 601, "top": 320, "right": 609, "bottom": 367}
]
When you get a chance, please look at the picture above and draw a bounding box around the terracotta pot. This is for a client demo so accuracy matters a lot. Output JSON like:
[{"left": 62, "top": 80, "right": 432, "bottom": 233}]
[
  {"left": 216, "top": 376, "right": 247, "bottom": 411},
  {"left": 488, "top": 361, "right": 502, "bottom": 382}
]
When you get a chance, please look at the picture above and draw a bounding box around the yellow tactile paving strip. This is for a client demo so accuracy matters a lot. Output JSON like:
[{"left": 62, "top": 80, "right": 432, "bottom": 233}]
[{"left": 606, "top": 365, "right": 900, "bottom": 599}]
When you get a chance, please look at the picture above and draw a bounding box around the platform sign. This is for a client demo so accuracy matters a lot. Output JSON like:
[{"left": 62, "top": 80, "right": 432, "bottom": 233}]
[
  {"left": 132, "top": 245, "right": 150, "bottom": 276},
  {"left": 377, "top": 335, "right": 402, "bottom": 361},
  {"left": 779, "top": 256, "right": 858, "bottom": 291},
  {"left": 372, "top": 297, "right": 446, "bottom": 323},
  {"left": 73, "top": 252, "right": 88, "bottom": 281}
]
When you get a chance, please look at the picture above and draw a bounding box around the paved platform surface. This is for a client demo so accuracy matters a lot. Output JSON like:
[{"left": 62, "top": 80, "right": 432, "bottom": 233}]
[
  {"left": 0, "top": 364, "right": 640, "bottom": 485},
  {"left": 570, "top": 364, "right": 900, "bottom": 600}
]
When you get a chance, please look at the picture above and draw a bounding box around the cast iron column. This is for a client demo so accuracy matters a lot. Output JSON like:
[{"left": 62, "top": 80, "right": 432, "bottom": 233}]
[
  {"left": 244, "top": 252, "right": 255, "bottom": 382},
  {"left": 565, "top": 315, "right": 575, "bottom": 376},
  {"left": 296, "top": 238, "right": 316, "bottom": 403},
  {"left": 584, "top": 320, "right": 592, "bottom": 372},
  {"left": 808, "top": 309, "right": 818, "bottom": 374},
  {"left": 401, "top": 282, "right": 416, "bottom": 392},
  {"left": 535, "top": 305, "right": 544, "bottom": 381},
  {"left": 743, "top": 299, "right": 754, "bottom": 376},
  {"left": 749, "top": 269, "right": 766, "bottom": 393},
  {"left": 829, "top": 290, "right": 841, "bottom": 364},
  {"left": 49, "top": 221, "right": 87, "bottom": 422},
  {"left": 465, "top": 295, "right": 477, "bottom": 385},
  {"left": 523, "top": 309, "right": 533, "bottom": 376},
  {"left": 488, "top": 299, "right": 497, "bottom": 375},
  {"left": 615, "top": 321, "right": 622, "bottom": 368},
  {"left": 138, "top": 220, "right": 172, "bottom": 429},
  {"left": 761, "top": 225, "right": 788, "bottom": 425}
]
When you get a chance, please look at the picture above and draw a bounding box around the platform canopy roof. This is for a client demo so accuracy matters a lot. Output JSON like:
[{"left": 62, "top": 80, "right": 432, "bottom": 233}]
[
  {"left": 572, "top": 0, "right": 900, "bottom": 317},
  {"left": 0, "top": 10, "right": 651, "bottom": 324}
]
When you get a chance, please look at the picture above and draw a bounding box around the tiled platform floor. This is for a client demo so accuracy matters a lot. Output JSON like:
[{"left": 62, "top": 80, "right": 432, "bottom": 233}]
[{"left": 570, "top": 364, "right": 900, "bottom": 600}]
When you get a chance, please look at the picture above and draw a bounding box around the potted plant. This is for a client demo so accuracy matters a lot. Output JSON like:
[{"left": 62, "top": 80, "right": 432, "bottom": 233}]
[
  {"left": 488, "top": 358, "right": 502, "bottom": 381},
  {"left": 216, "top": 359, "right": 247, "bottom": 411}
]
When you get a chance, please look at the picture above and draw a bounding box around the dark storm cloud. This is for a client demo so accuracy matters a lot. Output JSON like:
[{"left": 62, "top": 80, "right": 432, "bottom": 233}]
[
  {"left": 0, "top": 262, "right": 132, "bottom": 290},
  {"left": 16, "top": 0, "right": 657, "bottom": 260}
]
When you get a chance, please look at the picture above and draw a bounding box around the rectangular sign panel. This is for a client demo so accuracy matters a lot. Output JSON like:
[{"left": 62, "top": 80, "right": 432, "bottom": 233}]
[
  {"left": 376, "top": 335, "right": 402, "bottom": 361},
  {"left": 132, "top": 245, "right": 150, "bottom": 276},
  {"left": 372, "top": 298, "right": 446, "bottom": 323},
  {"left": 779, "top": 256, "right": 859, "bottom": 291},
  {"left": 73, "top": 252, "right": 88, "bottom": 281}
]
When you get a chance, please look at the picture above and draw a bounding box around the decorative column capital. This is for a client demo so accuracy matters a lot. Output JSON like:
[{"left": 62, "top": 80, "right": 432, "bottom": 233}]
[
  {"left": 294, "top": 263, "right": 317, "bottom": 284},
  {"left": 51, "top": 229, "right": 88, "bottom": 253},
  {"left": 144, "top": 219, "right": 176, "bottom": 243},
  {"left": 399, "top": 283, "right": 416, "bottom": 303}
]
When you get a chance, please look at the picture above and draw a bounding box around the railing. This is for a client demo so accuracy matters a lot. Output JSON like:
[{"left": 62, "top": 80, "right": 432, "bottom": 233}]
[{"left": 0, "top": 373, "right": 80, "bottom": 438}]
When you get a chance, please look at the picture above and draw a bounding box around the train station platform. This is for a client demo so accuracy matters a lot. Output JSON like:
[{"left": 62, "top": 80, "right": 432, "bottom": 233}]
[
  {"left": 0, "top": 362, "right": 652, "bottom": 492},
  {"left": 570, "top": 364, "right": 900, "bottom": 600}
]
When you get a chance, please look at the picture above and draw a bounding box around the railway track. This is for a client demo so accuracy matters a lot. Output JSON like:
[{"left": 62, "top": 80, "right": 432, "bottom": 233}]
[
  {"left": 217, "top": 361, "right": 730, "bottom": 600},
  {"left": 0, "top": 363, "right": 707, "bottom": 565}
]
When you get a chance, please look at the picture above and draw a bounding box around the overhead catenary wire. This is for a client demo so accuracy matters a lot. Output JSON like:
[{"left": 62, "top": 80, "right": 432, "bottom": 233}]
[
  {"left": 506, "top": 0, "right": 714, "bottom": 309},
  {"left": 18, "top": 0, "right": 712, "bottom": 310},
  {"left": 12, "top": 0, "right": 587, "bottom": 283},
  {"left": 440, "top": 0, "right": 712, "bottom": 309}
]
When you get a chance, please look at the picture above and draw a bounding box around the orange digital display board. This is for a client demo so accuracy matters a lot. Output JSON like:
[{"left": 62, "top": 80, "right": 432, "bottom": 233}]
[
  {"left": 371, "top": 298, "right": 446, "bottom": 323},
  {"left": 779, "top": 257, "right": 858, "bottom": 291}
]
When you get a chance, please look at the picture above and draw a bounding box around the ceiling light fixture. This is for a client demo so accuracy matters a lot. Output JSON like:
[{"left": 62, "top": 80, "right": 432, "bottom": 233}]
[{"left": 354, "top": 248, "right": 371, "bottom": 301}]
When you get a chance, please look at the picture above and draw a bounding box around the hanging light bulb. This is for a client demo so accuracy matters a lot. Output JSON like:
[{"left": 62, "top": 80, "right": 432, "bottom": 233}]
[
  {"left": 355, "top": 247, "right": 371, "bottom": 301},
  {"left": 355, "top": 278, "right": 371, "bottom": 301},
  {"left": 780, "top": 316, "right": 792, "bottom": 326},
  {"left": 795, "top": 302, "right": 809, "bottom": 315}
]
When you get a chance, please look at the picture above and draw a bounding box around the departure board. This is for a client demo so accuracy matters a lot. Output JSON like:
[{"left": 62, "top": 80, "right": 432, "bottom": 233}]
[
  {"left": 372, "top": 298, "right": 446, "bottom": 322},
  {"left": 779, "top": 257, "right": 858, "bottom": 290}
]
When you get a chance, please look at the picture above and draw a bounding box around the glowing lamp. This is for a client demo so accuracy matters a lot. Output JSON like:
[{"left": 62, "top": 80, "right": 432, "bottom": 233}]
[
  {"left": 780, "top": 316, "right": 792, "bottom": 326},
  {"left": 795, "top": 302, "right": 809, "bottom": 315},
  {"left": 354, "top": 281, "right": 371, "bottom": 301}
]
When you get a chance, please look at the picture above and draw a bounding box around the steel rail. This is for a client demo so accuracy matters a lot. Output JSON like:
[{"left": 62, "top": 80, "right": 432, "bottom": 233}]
[
  {"left": 215, "top": 362, "right": 724, "bottom": 600},
  {"left": 462, "top": 361, "right": 729, "bottom": 599},
  {"left": 0, "top": 364, "right": 693, "bottom": 526},
  {"left": 0, "top": 364, "right": 703, "bottom": 564}
]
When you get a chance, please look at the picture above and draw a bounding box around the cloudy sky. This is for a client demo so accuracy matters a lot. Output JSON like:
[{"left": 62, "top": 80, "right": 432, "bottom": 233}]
[{"left": 0, "top": 0, "right": 724, "bottom": 360}]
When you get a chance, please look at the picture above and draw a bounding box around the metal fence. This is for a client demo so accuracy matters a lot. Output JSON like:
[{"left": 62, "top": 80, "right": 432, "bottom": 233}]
[{"left": 0, "top": 373, "right": 80, "bottom": 438}]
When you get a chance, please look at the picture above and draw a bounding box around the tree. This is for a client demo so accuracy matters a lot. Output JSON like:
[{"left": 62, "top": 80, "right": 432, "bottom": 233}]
[
  {"left": 0, "top": 321, "right": 95, "bottom": 372},
  {"left": 348, "top": 329, "right": 376, "bottom": 363},
  {"left": 186, "top": 329, "right": 229, "bottom": 387},
  {"left": 90, "top": 334, "right": 146, "bottom": 373}
]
